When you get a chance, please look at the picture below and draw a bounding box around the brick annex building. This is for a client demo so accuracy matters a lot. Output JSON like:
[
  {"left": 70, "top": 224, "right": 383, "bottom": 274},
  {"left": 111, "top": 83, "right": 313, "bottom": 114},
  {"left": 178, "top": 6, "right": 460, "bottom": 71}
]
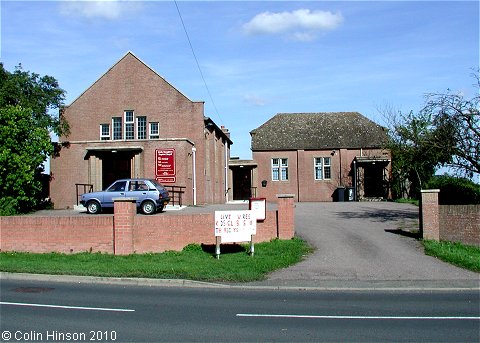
[
  {"left": 230, "top": 112, "right": 392, "bottom": 202},
  {"left": 51, "top": 52, "right": 232, "bottom": 209}
]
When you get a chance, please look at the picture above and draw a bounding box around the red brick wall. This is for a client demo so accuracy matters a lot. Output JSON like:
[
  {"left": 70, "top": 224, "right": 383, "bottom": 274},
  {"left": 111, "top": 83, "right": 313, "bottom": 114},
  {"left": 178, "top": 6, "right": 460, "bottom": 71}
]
[
  {"left": 421, "top": 190, "right": 479, "bottom": 247},
  {"left": 253, "top": 148, "right": 390, "bottom": 202},
  {"left": 439, "top": 205, "right": 480, "bottom": 247},
  {"left": 0, "top": 216, "right": 114, "bottom": 253},
  {"left": 0, "top": 197, "right": 294, "bottom": 254}
]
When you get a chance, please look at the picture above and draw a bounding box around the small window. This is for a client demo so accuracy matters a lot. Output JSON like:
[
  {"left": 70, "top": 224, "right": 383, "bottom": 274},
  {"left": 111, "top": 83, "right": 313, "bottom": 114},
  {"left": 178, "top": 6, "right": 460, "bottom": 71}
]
[
  {"left": 137, "top": 116, "right": 146, "bottom": 139},
  {"left": 100, "top": 124, "right": 110, "bottom": 140},
  {"left": 314, "top": 157, "right": 332, "bottom": 180},
  {"left": 112, "top": 117, "right": 122, "bottom": 140},
  {"left": 149, "top": 122, "right": 159, "bottom": 139},
  {"left": 272, "top": 158, "right": 279, "bottom": 181},
  {"left": 124, "top": 111, "right": 134, "bottom": 140},
  {"left": 272, "top": 158, "right": 288, "bottom": 181}
]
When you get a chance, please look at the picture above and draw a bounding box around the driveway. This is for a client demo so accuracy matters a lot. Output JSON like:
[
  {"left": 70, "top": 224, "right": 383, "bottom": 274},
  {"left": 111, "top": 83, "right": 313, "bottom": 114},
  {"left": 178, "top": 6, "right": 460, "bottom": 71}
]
[{"left": 252, "top": 202, "right": 479, "bottom": 288}]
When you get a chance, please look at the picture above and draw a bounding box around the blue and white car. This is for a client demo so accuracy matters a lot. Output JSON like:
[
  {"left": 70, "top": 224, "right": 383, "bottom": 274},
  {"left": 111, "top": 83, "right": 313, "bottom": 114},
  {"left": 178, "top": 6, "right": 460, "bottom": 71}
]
[{"left": 80, "top": 179, "right": 170, "bottom": 215}]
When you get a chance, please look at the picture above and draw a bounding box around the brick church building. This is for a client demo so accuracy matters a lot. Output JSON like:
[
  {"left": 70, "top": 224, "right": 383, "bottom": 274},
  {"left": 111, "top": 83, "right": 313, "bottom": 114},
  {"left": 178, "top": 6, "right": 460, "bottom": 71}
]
[{"left": 50, "top": 52, "right": 232, "bottom": 209}]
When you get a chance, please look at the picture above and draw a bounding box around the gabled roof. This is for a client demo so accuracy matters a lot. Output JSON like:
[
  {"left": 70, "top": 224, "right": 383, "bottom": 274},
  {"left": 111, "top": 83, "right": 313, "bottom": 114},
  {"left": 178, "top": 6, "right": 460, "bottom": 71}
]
[
  {"left": 250, "top": 112, "right": 388, "bottom": 151},
  {"left": 67, "top": 51, "right": 197, "bottom": 107}
]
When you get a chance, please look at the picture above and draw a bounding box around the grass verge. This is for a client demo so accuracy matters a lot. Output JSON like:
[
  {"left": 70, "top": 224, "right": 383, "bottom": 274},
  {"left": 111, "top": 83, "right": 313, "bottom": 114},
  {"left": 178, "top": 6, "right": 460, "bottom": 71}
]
[
  {"left": 0, "top": 238, "right": 313, "bottom": 282},
  {"left": 423, "top": 240, "right": 480, "bottom": 272}
]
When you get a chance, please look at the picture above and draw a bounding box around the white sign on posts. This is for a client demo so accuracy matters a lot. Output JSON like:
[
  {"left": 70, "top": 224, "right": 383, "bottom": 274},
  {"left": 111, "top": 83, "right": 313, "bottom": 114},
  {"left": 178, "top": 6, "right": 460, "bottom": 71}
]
[
  {"left": 214, "top": 210, "right": 257, "bottom": 258},
  {"left": 214, "top": 210, "right": 256, "bottom": 243}
]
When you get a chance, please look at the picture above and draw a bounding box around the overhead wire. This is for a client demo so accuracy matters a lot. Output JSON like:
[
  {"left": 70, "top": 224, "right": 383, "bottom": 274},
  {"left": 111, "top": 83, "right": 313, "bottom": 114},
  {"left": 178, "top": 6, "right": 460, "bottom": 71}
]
[{"left": 173, "top": 0, "right": 224, "bottom": 126}]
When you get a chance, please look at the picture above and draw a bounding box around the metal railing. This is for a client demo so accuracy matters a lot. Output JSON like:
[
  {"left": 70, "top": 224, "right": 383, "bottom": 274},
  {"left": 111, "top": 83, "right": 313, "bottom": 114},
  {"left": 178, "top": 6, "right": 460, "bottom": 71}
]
[
  {"left": 76, "top": 183, "right": 93, "bottom": 206},
  {"left": 164, "top": 185, "right": 186, "bottom": 207}
]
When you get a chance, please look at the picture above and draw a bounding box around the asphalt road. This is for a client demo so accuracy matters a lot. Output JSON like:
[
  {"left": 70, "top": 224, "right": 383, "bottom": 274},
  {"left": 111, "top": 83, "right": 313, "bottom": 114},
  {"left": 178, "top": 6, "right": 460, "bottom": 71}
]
[
  {"left": 1, "top": 278, "right": 479, "bottom": 342},
  {"left": 251, "top": 202, "right": 480, "bottom": 289}
]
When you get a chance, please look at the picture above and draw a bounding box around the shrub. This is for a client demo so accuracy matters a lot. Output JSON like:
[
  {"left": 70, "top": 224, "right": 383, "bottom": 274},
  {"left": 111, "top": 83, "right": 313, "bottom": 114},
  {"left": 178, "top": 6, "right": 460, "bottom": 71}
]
[{"left": 425, "top": 175, "right": 480, "bottom": 204}]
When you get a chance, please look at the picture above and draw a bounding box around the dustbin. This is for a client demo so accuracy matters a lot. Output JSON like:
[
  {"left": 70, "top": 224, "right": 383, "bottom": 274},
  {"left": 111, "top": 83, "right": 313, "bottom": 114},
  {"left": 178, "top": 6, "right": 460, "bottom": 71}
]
[
  {"left": 345, "top": 187, "right": 355, "bottom": 201},
  {"left": 335, "top": 187, "right": 345, "bottom": 202}
]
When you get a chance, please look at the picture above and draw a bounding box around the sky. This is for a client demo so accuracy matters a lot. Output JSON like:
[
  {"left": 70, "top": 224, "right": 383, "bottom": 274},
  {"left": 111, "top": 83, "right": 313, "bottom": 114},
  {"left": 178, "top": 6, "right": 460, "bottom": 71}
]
[{"left": 1, "top": 0, "right": 479, "bottom": 162}]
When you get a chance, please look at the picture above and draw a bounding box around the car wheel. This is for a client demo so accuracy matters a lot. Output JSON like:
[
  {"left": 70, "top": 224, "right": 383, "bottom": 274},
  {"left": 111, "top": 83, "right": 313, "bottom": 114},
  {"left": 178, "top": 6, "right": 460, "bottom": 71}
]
[
  {"left": 142, "top": 200, "right": 156, "bottom": 215},
  {"left": 86, "top": 200, "right": 101, "bottom": 214}
]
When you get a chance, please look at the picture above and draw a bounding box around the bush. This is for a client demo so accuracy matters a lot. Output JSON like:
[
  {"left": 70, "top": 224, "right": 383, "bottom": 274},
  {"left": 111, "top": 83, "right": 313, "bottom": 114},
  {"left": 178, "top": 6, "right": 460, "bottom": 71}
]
[
  {"left": 425, "top": 175, "right": 480, "bottom": 204},
  {"left": 0, "top": 197, "right": 19, "bottom": 216}
]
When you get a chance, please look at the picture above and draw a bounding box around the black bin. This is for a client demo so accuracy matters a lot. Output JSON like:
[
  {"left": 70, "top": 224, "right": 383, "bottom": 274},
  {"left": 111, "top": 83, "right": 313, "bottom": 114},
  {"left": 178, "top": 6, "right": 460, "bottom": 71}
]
[{"left": 335, "top": 187, "right": 345, "bottom": 202}]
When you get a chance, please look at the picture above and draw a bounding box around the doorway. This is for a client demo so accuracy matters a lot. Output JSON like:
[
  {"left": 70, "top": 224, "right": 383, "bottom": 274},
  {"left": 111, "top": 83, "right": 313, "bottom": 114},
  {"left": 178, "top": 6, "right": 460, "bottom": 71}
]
[
  {"left": 102, "top": 152, "right": 132, "bottom": 189},
  {"left": 232, "top": 167, "right": 253, "bottom": 200},
  {"left": 363, "top": 163, "right": 386, "bottom": 198}
]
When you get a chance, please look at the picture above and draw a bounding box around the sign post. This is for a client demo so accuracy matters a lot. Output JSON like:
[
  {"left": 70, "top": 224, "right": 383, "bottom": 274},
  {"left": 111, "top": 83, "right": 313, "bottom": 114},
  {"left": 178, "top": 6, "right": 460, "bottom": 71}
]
[{"left": 214, "top": 210, "right": 256, "bottom": 258}]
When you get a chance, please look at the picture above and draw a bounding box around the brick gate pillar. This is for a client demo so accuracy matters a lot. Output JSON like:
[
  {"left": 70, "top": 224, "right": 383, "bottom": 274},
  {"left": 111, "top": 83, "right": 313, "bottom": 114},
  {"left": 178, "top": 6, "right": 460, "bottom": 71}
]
[
  {"left": 421, "top": 189, "right": 440, "bottom": 241},
  {"left": 113, "top": 198, "right": 136, "bottom": 255},
  {"left": 277, "top": 194, "right": 295, "bottom": 239}
]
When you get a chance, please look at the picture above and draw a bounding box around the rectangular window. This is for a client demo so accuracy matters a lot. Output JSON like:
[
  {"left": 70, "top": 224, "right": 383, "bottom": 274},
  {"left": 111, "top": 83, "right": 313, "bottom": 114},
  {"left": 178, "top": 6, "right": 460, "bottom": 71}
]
[
  {"left": 124, "top": 110, "right": 134, "bottom": 140},
  {"left": 315, "top": 157, "right": 332, "bottom": 180},
  {"left": 112, "top": 117, "right": 122, "bottom": 140},
  {"left": 272, "top": 158, "right": 288, "bottom": 181},
  {"left": 100, "top": 124, "right": 110, "bottom": 140},
  {"left": 149, "top": 122, "right": 159, "bottom": 139},
  {"left": 137, "top": 116, "right": 146, "bottom": 139},
  {"left": 323, "top": 157, "right": 331, "bottom": 179},
  {"left": 272, "top": 158, "right": 279, "bottom": 181}
]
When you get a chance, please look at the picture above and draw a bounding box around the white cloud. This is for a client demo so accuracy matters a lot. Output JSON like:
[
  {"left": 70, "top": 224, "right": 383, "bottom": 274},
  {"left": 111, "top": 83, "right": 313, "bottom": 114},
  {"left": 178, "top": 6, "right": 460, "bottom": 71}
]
[
  {"left": 243, "top": 9, "right": 343, "bottom": 41},
  {"left": 243, "top": 93, "right": 268, "bottom": 106},
  {"left": 59, "top": 0, "right": 142, "bottom": 20}
]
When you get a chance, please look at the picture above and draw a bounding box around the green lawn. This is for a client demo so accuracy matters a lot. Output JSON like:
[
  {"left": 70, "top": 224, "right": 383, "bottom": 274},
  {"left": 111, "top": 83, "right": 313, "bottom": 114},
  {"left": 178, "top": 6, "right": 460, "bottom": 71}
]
[
  {"left": 423, "top": 240, "right": 480, "bottom": 272},
  {"left": 0, "top": 238, "right": 313, "bottom": 282}
]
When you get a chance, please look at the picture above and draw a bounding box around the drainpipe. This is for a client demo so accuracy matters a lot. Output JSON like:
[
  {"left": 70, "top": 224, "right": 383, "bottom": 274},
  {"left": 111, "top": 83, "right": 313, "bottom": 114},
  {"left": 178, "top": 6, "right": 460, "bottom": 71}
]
[
  {"left": 192, "top": 147, "right": 197, "bottom": 206},
  {"left": 224, "top": 142, "right": 229, "bottom": 203},
  {"left": 353, "top": 159, "right": 357, "bottom": 201}
]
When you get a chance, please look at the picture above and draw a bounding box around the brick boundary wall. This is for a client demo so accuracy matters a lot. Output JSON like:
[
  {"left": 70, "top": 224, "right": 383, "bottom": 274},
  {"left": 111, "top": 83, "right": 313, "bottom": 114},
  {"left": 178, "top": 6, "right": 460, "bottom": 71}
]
[
  {"left": 0, "top": 195, "right": 295, "bottom": 255},
  {"left": 421, "top": 189, "right": 480, "bottom": 247},
  {"left": 439, "top": 205, "right": 480, "bottom": 247}
]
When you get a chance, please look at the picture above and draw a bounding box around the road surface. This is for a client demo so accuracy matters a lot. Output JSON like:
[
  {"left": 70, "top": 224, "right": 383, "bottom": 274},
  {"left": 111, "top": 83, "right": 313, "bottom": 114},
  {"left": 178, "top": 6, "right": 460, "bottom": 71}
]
[{"left": 1, "top": 278, "right": 479, "bottom": 342}]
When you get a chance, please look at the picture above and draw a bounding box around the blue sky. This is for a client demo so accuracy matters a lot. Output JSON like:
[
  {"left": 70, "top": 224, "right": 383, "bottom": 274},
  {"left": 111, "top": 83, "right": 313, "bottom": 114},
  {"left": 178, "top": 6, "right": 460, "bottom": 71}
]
[{"left": 1, "top": 0, "right": 478, "bottom": 161}]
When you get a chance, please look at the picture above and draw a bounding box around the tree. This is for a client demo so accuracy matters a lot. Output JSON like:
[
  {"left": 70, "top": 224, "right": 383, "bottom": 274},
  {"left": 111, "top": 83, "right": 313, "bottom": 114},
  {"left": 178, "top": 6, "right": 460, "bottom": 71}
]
[
  {"left": 384, "top": 109, "right": 440, "bottom": 198},
  {"left": 0, "top": 63, "right": 69, "bottom": 136},
  {"left": 0, "top": 106, "right": 53, "bottom": 214},
  {"left": 383, "top": 71, "right": 479, "bottom": 199},
  {"left": 0, "top": 64, "right": 68, "bottom": 214},
  {"left": 421, "top": 72, "right": 479, "bottom": 178}
]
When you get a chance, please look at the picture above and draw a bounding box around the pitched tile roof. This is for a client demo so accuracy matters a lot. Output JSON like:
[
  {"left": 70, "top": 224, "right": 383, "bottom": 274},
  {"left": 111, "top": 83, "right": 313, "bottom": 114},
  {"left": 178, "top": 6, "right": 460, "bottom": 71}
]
[{"left": 250, "top": 112, "right": 388, "bottom": 151}]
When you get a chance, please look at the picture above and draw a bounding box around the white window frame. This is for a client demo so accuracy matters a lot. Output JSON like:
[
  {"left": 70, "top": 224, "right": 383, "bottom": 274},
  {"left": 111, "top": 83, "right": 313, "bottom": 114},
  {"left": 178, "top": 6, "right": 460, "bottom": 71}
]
[
  {"left": 100, "top": 124, "right": 110, "bottom": 140},
  {"left": 314, "top": 157, "right": 332, "bottom": 180},
  {"left": 149, "top": 122, "right": 159, "bottom": 139},
  {"left": 137, "top": 116, "right": 147, "bottom": 140},
  {"left": 272, "top": 158, "right": 288, "bottom": 181},
  {"left": 124, "top": 110, "right": 134, "bottom": 140},
  {"left": 112, "top": 117, "right": 122, "bottom": 140}
]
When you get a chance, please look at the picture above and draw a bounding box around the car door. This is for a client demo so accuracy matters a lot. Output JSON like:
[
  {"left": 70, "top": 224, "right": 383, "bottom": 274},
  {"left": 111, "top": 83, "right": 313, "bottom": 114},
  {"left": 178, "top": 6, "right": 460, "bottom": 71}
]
[
  {"left": 103, "top": 180, "right": 127, "bottom": 207},
  {"left": 125, "top": 180, "right": 149, "bottom": 206}
]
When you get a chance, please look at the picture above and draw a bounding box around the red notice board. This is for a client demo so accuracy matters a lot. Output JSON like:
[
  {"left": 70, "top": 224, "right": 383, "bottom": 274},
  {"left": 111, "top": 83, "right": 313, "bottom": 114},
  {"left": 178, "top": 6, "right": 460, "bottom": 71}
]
[{"left": 155, "top": 149, "right": 176, "bottom": 183}]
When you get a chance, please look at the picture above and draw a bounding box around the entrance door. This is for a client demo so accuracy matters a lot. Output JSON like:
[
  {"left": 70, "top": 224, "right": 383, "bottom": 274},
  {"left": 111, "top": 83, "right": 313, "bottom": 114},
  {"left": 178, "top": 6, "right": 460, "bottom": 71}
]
[
  {"left": 102, "top": 152, "right": 132, "bottom": 189},
  {"left": 232, "top": 167, "right": 252, "bottom": 200},
  {"left": 363, "top": 163, "right": 385, "bottom": 198}
]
